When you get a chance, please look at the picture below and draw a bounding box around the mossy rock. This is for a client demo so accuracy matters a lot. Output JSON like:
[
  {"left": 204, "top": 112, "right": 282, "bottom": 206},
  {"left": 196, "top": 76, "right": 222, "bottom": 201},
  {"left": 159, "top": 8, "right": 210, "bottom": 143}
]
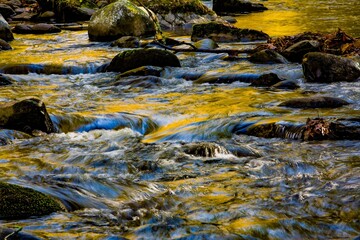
[
  {"left": 191, "top": 22, "right": 269, "bottom": 42},
  {"left": 0, "top": 182, "right": 63, "bottom": 220},
  {"left": 132, "top": 0, "right": 214, "bottom": 15},
  {"left": 88, "top": 0, "right": 156, "bottom": 41},
  {"left": 107, "top": 48, "right": 180, "bottom": 72}
]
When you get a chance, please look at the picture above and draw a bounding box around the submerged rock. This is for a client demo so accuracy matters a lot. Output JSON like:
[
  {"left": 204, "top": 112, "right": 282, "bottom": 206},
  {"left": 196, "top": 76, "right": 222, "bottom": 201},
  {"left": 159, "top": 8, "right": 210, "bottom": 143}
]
[
  {"left": 191, "top": 22, "right": 269, "bottom": 43},
  {"left": 302, "top": 52, "right": 360, "bottom": 83},
  {"left": 107, "top": 48, "right": 180, "bottom": 72},
  {"left": 282, "top": 40, "right": 321, "bottom": 63},
  {"left": 184, "top": 142, "right": 230, "bottom": 157},
  {"left": 279, "top": 96, "right": 349, "bottom": 108},
  {"left": 249, "top": 49, "right": 288, "bottom": 64},
  {"left": 193, "top": 38, "right": 219, "bottom": 49},
  {"left": 0, "top": 182, "right": 63, "bottom": 220},
  {"left": 111, "top": 36, "right": 140, "bottom": 48},
  {"left": 117, "top": 66, "right": 164, "bottom": 78},
  {"left": 88, "top": 0, "right": 156, "bottom": 41},
  {"left": 250, "top": 73, "right": 283, "bottom": 87},
  {"left": 271, "top": 80, "right": 300, "bottom": 90},
  {"left": 213, "top": 0, "right": 267, "bottom": 15},
  {"left": 0, "top": 97, "right": 56, "bottom": 134},
  {"left": 0, "top": 14, "right": 13, "bottom": 41},
  {"left": 13, "top": 23, "right": 61, "bottom": 34},
  {"left": 194, "top": 72, "right": 260, "bottom": 84}
]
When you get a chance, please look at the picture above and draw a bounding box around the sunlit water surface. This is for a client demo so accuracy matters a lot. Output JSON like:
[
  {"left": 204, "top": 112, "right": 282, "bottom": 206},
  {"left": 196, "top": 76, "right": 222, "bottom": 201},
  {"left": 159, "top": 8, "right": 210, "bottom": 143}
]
[{"left": 0, "top": 0, "right": 359, "bottom": 239}]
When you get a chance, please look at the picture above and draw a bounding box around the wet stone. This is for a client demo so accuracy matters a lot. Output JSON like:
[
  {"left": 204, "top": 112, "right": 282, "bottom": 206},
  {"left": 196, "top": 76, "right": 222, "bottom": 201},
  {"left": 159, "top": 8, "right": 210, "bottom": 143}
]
[
  {"left": 194, "top": 72, "right": 260, "bottom": 84},
  {"left": 249, "top": 49, "right": 288, "bottom": 64},
  {"left": 279, "top": 96, "right": 349, "bottom": 108},
  {"left": 271, "top": 80, "right": 300, "bottom": 90},
  {"left": 13, "top": 23, "right": 61, "bottom": 34},
  {"left": 111, "top": 36, "right": 140, "bottom": 48},
  {"left": 0, "top": 73, "right": 13, "bottom": 85},
  {"left": 250, "top": 73, "right": 283, "bottom": 87},
  {"left": 282, "top": 40, "right": 321, "bottom": 63},
  {"left": 116, "top": 66, "right": 164, "bottom": 78}
]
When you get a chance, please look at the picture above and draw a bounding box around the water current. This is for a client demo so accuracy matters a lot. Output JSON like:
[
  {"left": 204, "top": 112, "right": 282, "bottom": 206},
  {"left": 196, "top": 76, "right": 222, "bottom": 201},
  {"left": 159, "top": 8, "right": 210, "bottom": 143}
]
[{"left": 0, "top": 0, "right": 359, "bottom": 239}]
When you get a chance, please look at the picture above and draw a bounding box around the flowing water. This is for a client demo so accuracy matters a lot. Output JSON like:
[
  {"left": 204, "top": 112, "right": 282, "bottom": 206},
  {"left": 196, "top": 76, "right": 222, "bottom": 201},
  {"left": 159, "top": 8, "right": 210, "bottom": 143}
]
[{"left": 0, "top": 0, "right": 359, "bottom": 239}]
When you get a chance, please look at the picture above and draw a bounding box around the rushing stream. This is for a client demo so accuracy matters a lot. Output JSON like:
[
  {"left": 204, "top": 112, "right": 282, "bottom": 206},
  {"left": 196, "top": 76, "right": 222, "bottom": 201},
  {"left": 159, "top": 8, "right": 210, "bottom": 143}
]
[{"left": 0, "top": 0, "right": 359, "bottom": 239}]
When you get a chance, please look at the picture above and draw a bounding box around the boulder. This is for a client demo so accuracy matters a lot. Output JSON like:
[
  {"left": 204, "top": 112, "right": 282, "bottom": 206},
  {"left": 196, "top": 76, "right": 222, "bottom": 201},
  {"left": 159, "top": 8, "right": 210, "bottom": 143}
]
[
  {"left": 249, "top": 49, "right": 288, "bottom": 64},
  {"left": 250, "top": 73, "right": 282, "bottom": 87},
  {"left": 191, "top": 22, "right": 269, "bottom": 42},
  {"left": 13, "top": 23, "right": 61, "bottom": 34},
  {"left": 282, "top": 40, "right": 321, "bottom": 62},
  {"left": 0, "top": 14, "right": 13, "bottom": 41},
  {"left": 107, "top": 48, "right": 180, "bottom": 72},
  {"left": 0, "top": 3, "right": 15, "bottom": 18},
  {"left": 11, "top": 11, "right": 37, "bottom": 21},
  {"left": 0, "top": 97, "right": 56, "bottom": 134},
  {"left": 88, "top": 0, "right": 156, "bottom": 42},
  {"left": 279, "top": 96, "right": 349, "bottom": 108},
  {"left": 0, "top": 182, "right": 63, "bottom": 220},
  {"left": 0, "top": 38, "right": 11, "bottom": 50},
  {"left": 302, "top": 52, "right": 360, "bottom": 83},
  {"left": 110, "top": 36, "right": 140, "bottom": 48},
  {"left": 213, "top": 0, "right": 267, "bottom": 15}
]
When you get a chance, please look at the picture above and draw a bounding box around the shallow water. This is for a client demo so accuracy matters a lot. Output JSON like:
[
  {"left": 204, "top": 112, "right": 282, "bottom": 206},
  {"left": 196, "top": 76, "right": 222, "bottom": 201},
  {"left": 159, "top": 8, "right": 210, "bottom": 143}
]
[{"left": 0, "top": 0, "right": 360, "bottom": 239}]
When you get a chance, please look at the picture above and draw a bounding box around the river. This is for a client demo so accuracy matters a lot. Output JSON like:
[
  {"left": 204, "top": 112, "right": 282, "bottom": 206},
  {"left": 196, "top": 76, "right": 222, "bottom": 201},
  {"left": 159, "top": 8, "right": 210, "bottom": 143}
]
[{"left": 0, "top": 0, "right": 359, "bottom": 239}]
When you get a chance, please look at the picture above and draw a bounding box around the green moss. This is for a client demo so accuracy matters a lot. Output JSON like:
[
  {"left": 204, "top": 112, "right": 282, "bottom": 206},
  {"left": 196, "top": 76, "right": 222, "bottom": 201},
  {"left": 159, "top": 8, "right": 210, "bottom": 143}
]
[
  {"left": 0, "top": 182, "right": 63, "bottom": 220},
  {"left": 131, "top": 0, "right": 214, "bottom": 15}
]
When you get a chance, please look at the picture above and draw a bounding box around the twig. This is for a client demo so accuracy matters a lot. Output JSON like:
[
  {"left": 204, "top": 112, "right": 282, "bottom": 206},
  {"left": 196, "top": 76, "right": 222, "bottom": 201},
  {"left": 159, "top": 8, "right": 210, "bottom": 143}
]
[{"left": 4, "top": 227, "right": 23, "bottom": 240}]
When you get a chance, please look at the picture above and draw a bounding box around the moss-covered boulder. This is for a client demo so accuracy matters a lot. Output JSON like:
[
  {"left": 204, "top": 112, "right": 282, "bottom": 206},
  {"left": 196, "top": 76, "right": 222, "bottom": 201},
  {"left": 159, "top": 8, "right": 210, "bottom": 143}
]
[
  {"left": 107, "top": 48, "right": 180, "bottom": 72},
  {"left": 0, "top": 14, "right": 13, "bottom": 41},
  {"left": 0, "top": 97, "right": 56, "bottom": 134},
  {"left": 191, "top": 22, "right": 269, "bottom": 42},
  {"left": 213, "top": 0, "right": 267, "bottom": 15},
  {"left": 0, "top": 182, "right": 63, "bottom": 220},
  {"left": 302, "top": 52, "right": 360, "bottom": 83},
  {"left": 279, "top": 96, "right": 349, "bottom": 108},
  {"left": 88, "top": 0, "right": 156, "bottom": 42}
]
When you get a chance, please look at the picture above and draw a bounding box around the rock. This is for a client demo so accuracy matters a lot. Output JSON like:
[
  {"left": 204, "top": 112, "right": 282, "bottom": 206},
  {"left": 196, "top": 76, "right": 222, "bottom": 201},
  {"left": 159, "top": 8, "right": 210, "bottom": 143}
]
[
  {"left": 191, "top": 22, "right": 269, "bottom": 43},
  {"left": 245, "top": 121, "right": 305, "bottom": 140},
  {"left": 88, "top": 0, "right": 156, "bottom": 42},
  {"left": 213, "top": 0, "right": 267, "bottom": 15},
  {"left": 0, "top": 227, "right": 40, "bottom": 240},
  {"left": 249, "top": 49, "right": 288, "bottom": 64},
  {"left": 13, "top": 23, "right": 61, "bottom": 34},
  {"left": 137, "top": 0, "right": 215, "bottom": 29},
  {"left": 250, "top": 73, "right": 282, "bottom": 87},
  {"left": 0, "top": 3, "right": 15, "bottom": 18},
  {"left": 110, "top": 36, "right": 140, "bottom": 48},
  {"left": 282, "top": 40, "right": 321, "bottom": 62},
  {"left": 193, "top": 38, "right": 219, "bottom": 49},
  {"left": 184, "top": 142, "right": 230, "bottom": 157},
  {"left": 0, "top": 97, "right": 56, "bottom": 134},
  {"left": 1, "top": 0, "right": 21, "bottom": 10},
  {"left": 107, "top": 48, "right": 180, "bottom": 72},
  {"left": 112, "top": 76, "right": 164, "bottom": 88},
  {"left": 11, "top": 11, "right": 37, "bottom": 21},
  {"left": 117, "top": 66, "right": 163, "bottom": 78},
  {"left": 37, "top": 10, "right": 55, "bottom": 20},
  {"left": 302, "top": 52, "right": 360, "bottom": 83},
  {"left": 0, "top": 129, "right": 31, "bottom": 145},
  {"left": 194, "top": 72, "right": 260, "bottom": 84},
  {"left": 0, "top": 182, "right": 63, "bottom": 220},
  {"left": 0, "top": 73, "right": 13, "bottom": 85},
  {"left": 271, "top": 80, "right": 300, "bottom": 90},
  {"left": 0, "top": 38, "right": 11, "bottom": 50},
  {"left": 279, "top": 96, "right": 349, "bottom": 108},
  {"left": 0, "top": 14, "right": 13, "bottom": 41}
]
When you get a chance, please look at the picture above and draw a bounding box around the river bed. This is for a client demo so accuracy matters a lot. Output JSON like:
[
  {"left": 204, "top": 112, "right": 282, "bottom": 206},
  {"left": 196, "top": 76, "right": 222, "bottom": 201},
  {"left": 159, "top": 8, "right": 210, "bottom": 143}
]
[{"left": 0, "top": 0, "right": 359, "bottom": 239}]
